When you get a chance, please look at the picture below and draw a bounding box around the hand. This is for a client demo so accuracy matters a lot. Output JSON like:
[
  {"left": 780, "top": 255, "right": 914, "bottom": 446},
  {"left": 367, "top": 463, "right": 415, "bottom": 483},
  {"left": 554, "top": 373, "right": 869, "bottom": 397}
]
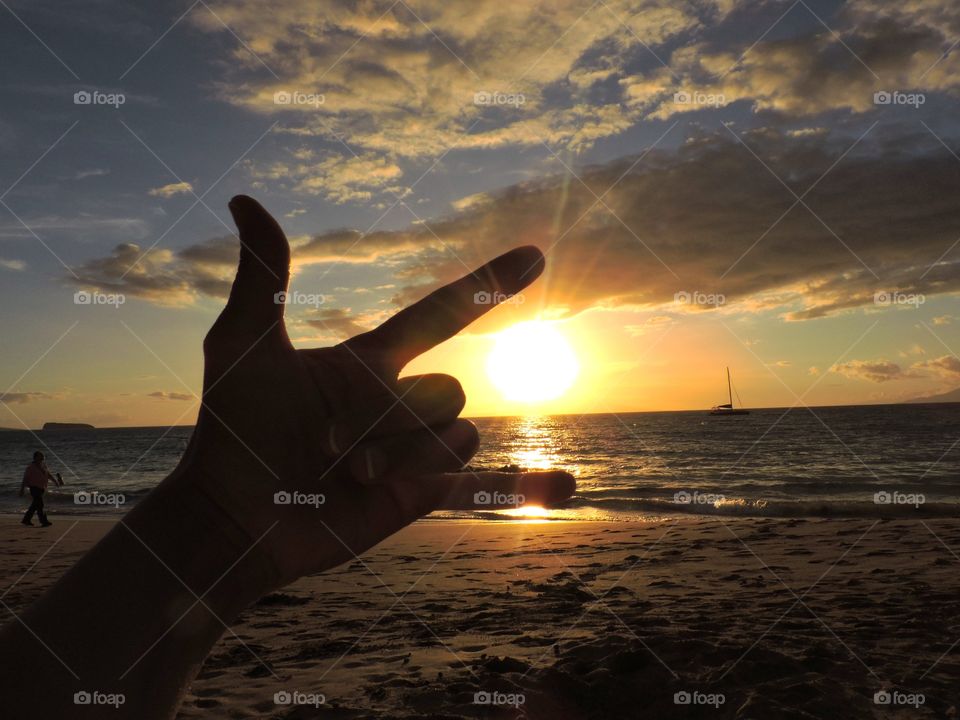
[{"left": 171, "top": 195, "right": 575, "bottom": 592}]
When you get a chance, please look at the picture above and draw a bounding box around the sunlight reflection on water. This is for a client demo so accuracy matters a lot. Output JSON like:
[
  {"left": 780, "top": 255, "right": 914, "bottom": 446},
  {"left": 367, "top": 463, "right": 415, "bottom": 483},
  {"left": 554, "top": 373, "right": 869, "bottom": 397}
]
[
  {"left": 507, "top": 416, "right": 563, "bottom": 470},
  {"left": 469, "top": 406, "right": 960, "bottom": 521},
  {"left": 494, "top": 416, "right": 569, "bottom": 520}
]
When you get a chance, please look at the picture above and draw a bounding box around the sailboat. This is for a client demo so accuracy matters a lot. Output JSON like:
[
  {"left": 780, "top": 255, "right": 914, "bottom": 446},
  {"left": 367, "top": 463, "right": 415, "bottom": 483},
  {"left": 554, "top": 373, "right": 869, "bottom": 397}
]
[{"left": 709, "top": 367, "right": 750, "bottom": 415}]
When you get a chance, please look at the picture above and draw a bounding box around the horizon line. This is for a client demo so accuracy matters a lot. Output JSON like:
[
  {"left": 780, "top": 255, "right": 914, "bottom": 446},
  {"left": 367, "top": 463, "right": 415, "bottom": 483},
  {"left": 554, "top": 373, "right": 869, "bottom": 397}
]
[{"left": 4, "top": 398, "right": 958, "bottom": 431}]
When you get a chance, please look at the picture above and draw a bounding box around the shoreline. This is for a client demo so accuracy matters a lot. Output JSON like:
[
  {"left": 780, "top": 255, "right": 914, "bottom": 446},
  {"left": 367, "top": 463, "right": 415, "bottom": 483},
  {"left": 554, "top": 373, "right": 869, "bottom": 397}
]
[{"left": 6, "top": 499, "right": 960, "bottom": 522}]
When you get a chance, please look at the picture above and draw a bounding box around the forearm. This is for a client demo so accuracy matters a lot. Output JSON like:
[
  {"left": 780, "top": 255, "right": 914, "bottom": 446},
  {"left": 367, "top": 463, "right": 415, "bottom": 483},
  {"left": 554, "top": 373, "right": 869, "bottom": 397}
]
[{"left": 0, "top": 464, "right": 272, "bottom": 719}]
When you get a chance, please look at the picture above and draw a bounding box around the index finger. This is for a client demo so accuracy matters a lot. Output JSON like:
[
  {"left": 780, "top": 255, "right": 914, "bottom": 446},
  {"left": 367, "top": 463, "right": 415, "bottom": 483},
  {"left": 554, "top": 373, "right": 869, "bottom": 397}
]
[{"left": 361, "top": 245, "right": 544, "bottom": 369}]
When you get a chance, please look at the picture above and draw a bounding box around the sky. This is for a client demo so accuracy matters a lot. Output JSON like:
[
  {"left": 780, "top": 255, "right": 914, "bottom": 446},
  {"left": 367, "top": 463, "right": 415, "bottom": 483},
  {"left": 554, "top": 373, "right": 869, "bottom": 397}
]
[{"left": 2, "top": 0, "right": 960, "bottom": 427}]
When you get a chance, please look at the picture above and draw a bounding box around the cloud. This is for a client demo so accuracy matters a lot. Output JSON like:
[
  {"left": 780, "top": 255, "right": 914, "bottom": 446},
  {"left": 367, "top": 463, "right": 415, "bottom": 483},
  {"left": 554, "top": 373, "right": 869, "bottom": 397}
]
[
  {"left": 147, "top": 391, "right": 195, "bottom": 401},
  {"left": 835, "top": 354, "right": 960, "bottom": 384},
  {"left": 625, "top": 315, "right": 674, "bottom": 336},
  {"left": 68, "top": 128, "right": 960, "bottom": 325},
  {"left": 639, "top": 21, "right": 948, "bottom": 121},
  {"left": 370, "top": 128, "right": 960, "bottom": 319},
  {"left": 0, "top": 214, "right": 149, "bottom": 240},
  {"left": 831, "top": 359, "right": 923, "bottom": 383},
  {"left": 183, "top": 0, "right": 960, "bottom": 197},
  {"left": 74, "top": 168, "right": 110, "bottom": 180},
  {"left": 0, "top": 258, "right": 25, "bottom": 271},
  {"left": 630, "top": 2, "right": 960, "bottom": 123},
  {"left": 300, "top": 308, "right": 374, "bottom": 341},
  {"left": 249, "top": 151, "right": 404, "bottom": 204},
  {"left": 189, "top": 0, "right": 718, "bottom": 169},
  {"left": 69, "top": 238, "right": 236, "bottom": 305},
  {"left": 914, "top": 355, "right": 960, "bottom": 378},
  {"left": 0, "top": 392, "right": 58, "bottom": 404},
  {"left": 148, "top": 182, "right": 194, "bottom": 198}
]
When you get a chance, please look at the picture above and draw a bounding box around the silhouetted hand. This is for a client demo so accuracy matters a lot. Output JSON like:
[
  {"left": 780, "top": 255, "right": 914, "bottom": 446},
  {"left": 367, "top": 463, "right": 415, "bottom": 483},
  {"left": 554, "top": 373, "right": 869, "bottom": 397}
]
[
  {"left": 174, "top": 195, "right": 575, "bottom": 591},
  {"left": 0, "top": 195, "right": 575, "bottom": 720}
]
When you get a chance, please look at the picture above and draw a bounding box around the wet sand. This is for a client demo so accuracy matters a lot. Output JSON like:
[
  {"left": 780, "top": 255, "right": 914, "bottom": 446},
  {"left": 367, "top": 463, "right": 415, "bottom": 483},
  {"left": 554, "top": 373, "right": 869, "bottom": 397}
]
[{"left": 2, "top": 516, "right": 958, "bottom": 718}]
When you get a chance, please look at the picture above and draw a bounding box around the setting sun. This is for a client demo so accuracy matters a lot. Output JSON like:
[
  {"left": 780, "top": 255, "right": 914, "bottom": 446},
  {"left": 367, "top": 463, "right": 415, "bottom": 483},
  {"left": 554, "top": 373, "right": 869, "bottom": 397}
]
[{"left": 486, "top": 321, "right": 579, "bottom": 403}]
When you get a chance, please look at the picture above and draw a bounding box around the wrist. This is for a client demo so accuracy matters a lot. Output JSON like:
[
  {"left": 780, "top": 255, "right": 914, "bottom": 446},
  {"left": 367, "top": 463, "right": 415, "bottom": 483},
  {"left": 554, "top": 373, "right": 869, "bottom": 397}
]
[{"left": 124, "top": 463, "right": 278, "bottom": 618}]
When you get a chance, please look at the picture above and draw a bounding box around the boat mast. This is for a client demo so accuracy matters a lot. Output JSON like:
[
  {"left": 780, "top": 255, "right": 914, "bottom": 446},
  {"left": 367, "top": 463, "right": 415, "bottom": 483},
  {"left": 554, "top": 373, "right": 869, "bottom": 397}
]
[{"left": 727, "top": 366, "right": 733, "bottom": 407}]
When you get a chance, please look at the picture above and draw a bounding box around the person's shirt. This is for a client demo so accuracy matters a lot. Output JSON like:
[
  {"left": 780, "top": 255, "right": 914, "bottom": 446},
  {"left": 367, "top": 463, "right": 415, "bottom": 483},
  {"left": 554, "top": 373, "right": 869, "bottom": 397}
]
[{"left": 23, "top": 462, "right": 54, "bottom": 490}]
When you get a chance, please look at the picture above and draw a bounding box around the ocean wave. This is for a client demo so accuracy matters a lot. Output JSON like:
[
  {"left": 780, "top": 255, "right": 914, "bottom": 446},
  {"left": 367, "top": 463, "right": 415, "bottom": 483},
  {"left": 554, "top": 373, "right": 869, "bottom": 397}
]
[
  {"left": 5, "top": 493, "right": 958, "bottom": 521},
  {"left": 566, "top": 496, "right": 960, "bottom": 518}
]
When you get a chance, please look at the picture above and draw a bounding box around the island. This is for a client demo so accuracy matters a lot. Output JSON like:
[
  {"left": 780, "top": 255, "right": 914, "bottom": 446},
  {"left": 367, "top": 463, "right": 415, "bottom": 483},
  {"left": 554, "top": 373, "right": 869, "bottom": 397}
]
[{"left": 41, "top": 422, "right": 95, "bottom": 431}]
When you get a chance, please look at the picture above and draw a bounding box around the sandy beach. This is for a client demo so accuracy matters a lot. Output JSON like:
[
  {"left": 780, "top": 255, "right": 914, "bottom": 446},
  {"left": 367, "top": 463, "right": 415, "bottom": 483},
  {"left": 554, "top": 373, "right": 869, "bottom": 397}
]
[{"left": 2, "top": 515, "right": 958, "bottom": 718}]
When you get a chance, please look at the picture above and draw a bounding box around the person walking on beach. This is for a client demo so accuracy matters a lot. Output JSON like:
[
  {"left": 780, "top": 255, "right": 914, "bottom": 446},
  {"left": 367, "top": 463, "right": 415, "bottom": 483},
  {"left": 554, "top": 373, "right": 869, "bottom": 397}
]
[{"left": 20, "top": 451, "right": 63, "bottom": 527}]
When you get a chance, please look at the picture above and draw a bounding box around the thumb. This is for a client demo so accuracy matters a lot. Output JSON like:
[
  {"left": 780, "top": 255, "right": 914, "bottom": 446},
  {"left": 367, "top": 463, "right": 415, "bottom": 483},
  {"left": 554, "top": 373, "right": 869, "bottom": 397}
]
[{"left": 222, "top": 195, "right": 290, "bottom": 331}]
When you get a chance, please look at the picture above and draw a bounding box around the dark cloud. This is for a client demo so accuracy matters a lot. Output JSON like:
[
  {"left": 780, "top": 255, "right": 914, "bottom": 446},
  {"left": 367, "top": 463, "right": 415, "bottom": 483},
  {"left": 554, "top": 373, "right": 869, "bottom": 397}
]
[
  {"left": 302, "top": 308, "right": 371, "bottom": 340},
  {"left": 147, "top": 391, "right": 195, "bottom": 401},
  {"left": 375, "top": 128, "right": 960, "bottom": 320},
  {"left": 192, "top": 0, "right": 713, "bottom": 164},
  {"left": 831, "top": 360, "right": 923, "bottom": 383},
  {"left": 648, "top": 13, "right": 957, "bottom": 120},
  {"left": 70, "top": 238, "right": 236, "bottom": 304},
  {"left": 915, "top": 355, "right": 960, "bottom": 378},
  {"left": 67, "top": 129, "right": 960, "bottom": 325},
  {"left": 0, "top": 392, "right": 58, "bottom": 405}
]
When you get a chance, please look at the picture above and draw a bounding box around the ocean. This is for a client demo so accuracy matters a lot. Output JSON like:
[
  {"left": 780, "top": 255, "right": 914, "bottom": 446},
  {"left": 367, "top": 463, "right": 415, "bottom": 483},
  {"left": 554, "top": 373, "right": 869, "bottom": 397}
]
[{"left": 2, "top": 404, "right": 958, "bottom": 520}]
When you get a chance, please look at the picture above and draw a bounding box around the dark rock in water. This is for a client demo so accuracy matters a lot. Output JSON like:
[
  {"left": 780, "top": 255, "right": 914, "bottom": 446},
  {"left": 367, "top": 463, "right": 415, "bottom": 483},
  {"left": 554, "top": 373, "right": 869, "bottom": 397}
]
[{"left": 42, "top": 422, "right": 95, "bottom": 431}]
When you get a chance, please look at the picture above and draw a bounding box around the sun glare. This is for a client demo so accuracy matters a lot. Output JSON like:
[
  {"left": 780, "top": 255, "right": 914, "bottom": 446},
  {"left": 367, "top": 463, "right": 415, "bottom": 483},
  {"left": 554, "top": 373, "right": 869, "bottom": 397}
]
[
  {"left": 486, "top": 321, "right": 579, "bottom": 403},
  {"left": 499, "top": 505, "right": 551, "bottom": 521}
]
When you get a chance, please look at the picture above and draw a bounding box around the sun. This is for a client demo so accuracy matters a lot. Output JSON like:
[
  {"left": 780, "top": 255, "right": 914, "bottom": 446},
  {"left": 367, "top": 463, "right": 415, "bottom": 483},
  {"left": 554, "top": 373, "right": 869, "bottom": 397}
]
[{"left": 486, "top": 321, "right": 579, "bottom": 402}]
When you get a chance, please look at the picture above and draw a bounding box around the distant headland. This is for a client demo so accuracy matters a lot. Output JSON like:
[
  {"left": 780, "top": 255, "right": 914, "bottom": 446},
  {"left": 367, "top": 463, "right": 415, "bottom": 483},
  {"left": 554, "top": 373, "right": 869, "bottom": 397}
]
[{"left": 41, "top": 422, "right": 95, "bottom": 431}]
